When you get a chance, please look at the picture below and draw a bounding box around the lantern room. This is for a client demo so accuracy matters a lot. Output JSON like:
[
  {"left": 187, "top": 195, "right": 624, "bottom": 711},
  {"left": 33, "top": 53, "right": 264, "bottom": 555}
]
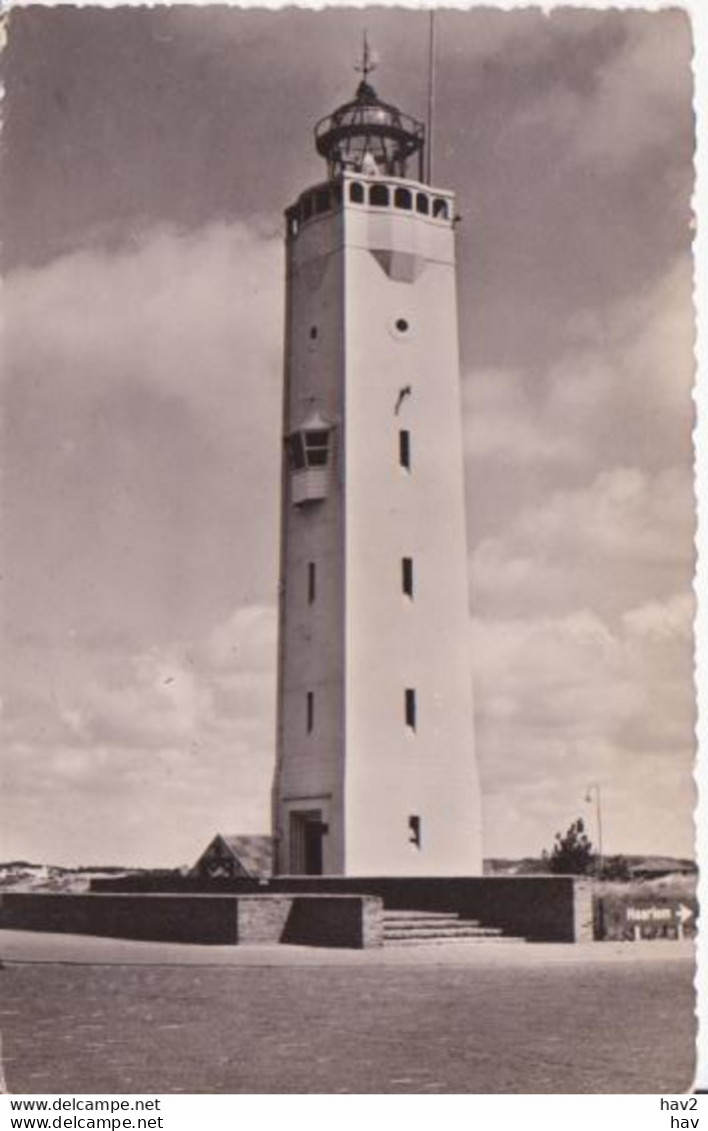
[{"left": 314, "top": 78, "right": 425, "bottom": 182}]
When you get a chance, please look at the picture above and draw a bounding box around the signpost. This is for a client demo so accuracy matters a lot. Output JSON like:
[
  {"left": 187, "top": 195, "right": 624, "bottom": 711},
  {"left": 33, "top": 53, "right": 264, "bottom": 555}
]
[{"left": 625, "top": 902, "right": 695, "bottom": 941}]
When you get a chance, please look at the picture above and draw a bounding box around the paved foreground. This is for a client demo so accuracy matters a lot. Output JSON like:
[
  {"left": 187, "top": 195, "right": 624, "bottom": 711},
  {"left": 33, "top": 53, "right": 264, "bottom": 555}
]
[{"left": 0, "top": 934, "right": 696, "bottom": 1094}]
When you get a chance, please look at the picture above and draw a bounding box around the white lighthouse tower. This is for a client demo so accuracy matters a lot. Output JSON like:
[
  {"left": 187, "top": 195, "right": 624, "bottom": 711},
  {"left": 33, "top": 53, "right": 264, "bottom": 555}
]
[{"left": 272, "top": 49, "right": 482, "bottom": 877}]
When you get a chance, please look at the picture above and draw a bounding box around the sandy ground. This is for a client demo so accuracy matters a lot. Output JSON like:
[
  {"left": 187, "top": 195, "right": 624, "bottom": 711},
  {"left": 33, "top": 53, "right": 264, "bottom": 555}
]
[
  {"left": 0, "top": 931, "right": 697, "bottom": 1094},
  {"left": 0, "top": 929, "right": 696, "bottom": 966}
]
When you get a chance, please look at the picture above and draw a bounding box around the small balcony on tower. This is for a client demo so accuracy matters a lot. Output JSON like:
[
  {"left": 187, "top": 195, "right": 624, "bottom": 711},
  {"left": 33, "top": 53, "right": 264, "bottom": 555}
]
[{"left": 286, "top": 412, "right": 334, "bottom": 506}]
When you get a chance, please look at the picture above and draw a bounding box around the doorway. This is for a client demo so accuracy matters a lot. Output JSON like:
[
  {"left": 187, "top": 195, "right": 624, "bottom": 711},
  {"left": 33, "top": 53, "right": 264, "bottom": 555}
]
[{"left": 290, "top": 810, "right": 326, "bottom": 875}]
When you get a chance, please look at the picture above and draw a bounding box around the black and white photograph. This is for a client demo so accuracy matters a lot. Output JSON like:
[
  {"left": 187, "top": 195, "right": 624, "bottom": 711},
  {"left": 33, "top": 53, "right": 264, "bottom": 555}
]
[{"left": 0, "top": 3, "right": 700, "bottom": 1097}]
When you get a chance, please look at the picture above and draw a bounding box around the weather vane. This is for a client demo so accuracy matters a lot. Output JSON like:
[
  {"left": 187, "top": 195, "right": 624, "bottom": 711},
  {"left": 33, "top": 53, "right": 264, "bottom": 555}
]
[{"left": 354, "top": 31, "right": 379, "bottom": 81}]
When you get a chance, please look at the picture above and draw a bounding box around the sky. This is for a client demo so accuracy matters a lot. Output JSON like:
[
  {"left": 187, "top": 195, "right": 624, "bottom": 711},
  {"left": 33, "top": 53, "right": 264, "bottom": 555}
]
[{"left": 0, "top": 6, "right": 697, "bottom": 866}]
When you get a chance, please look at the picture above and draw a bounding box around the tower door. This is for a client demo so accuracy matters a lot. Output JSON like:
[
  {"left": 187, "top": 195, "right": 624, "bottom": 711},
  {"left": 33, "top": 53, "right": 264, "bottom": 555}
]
[
  {"left": 304, "top": 822, "right": 324, "bottom": 875},
  {"left": 290, "top": 809, "right": 326, "bottom": 875}
]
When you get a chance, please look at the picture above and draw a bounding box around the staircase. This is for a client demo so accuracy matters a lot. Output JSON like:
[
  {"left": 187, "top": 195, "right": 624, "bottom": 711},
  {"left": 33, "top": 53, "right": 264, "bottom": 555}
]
[{"left": 382, "top": 909, "right": 524, "bottom": 946}]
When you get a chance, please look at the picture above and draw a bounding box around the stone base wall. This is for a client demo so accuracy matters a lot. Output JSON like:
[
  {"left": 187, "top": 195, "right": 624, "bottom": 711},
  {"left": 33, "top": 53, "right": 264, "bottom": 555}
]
[
  {"left": 0, "top": 893, "right": 239, "bottom": 944},
  {"left": 0, "top": 892, "right": 383, "bottom": 949},
  {"left": 237, "top": 896, "right": 293, "bottom": 944},
  {"left": 90, "top": 874, "right": 592, "bottom": 942},
  {"left": 281, "top": 895, "right": 383, "bottom": 948},
  {"left": 278, "top": 877, "right": 592, "bottom": 942}
]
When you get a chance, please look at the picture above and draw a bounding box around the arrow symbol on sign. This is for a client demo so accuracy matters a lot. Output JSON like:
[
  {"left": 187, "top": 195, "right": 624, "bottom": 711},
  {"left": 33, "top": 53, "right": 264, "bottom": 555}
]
[{"left": 677, "top": 903, "right": 694, "bottom": 925}]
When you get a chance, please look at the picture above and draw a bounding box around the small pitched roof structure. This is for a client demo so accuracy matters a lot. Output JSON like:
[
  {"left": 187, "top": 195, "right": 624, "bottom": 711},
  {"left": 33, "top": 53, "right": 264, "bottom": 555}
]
[{"left": 191, "top": 834, "right": 273, "bottom": 881}]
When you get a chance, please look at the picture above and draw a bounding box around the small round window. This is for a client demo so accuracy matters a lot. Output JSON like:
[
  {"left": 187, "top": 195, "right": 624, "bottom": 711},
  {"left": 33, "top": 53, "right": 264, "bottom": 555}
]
[{"left": 389, "top": 316, "right": 413, "bottom": 342}]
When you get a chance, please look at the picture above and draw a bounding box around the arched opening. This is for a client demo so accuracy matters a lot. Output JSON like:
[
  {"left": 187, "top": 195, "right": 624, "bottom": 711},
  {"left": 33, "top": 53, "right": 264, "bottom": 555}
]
[
  {"left": 432, "top": 197, "right": 449, "bottom": 220},
  {"left": 369, "top": 183, "right": 390, "bottom": 208},
  {"left": 416, "top": 192, "right": 429, "bottom": 215},
  {"left": 349, "top": 181, "right": 365, "bottom": 204},
  {"left": 315, "top": 189, "right": 330, "bottom": 215},
  {"left": 394, "top": 187, "right": 412, "bottom": 211}
]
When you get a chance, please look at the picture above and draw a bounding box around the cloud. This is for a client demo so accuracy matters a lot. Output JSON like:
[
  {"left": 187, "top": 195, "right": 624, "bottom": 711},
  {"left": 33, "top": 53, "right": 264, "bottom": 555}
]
[
  {"left": 196, "top": 605, "right": 277, "bottom": 676},
  {"left": 472, "top": 595, "right": 696, "bottom": 858},
  {"left": 5, "top": 220, "right": 283, "bottom": 421},
  {"left": 462, "top": 369, "right": 582, "bottom": 469},
  {"left": 504, "top": 14, "right": 693, "bottom": 173},
  {"left": 1, "top": 221, "right": 283, "bottom": 865},
  {"left": 4, "top": 223, "right": 284, "bottom": 647},
  {"left": 465, "top": 260, "right": 696, "bottom": 859},
  {"left": 571, "top": 15, "right": 693, "bottom": 170},
  {"left": 464, "top": 255, "right": 695, "bottom": 479},
  {"left": 469, "top": 464, "right": 694, "bottom": 621},
  {"left": 623, "top": 591, "right": 695, "bottom": 643},
  {"left": 0, "top": 604, "right": 278, "bottom": 866}
]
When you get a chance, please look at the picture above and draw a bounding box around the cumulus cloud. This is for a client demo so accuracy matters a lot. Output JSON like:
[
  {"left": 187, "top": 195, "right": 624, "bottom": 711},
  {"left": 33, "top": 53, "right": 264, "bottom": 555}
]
[
  {"left": 4, "top": 223, "right": 284, "bottom": 648},
  {"left": 472, "top": 595, "right": 696, "bottom": 857},
  {"left": 469, "top": 464, "right": 694, "bottom": 621},
  {"left": 0, "top": 605, "right": 278, "bottom": 866},
  {"left": 5, "top": 220, "right": 283, "bottom": 421},
  {"left": 505, "top": 14, "right": 693, "bottom": 173},
  {"left": 2, "top": 221, "right": 286, "bottom": 864},
  {"left": 623, "top": 591, "right": 695, "bottom": 643},
  {"left": 462, "top": 369, "right": 582, "bottom": 469},
  {"left": 463, "top": 251, "right": 695, "bottom": 858},
  {"left": 464, "top": 255, "right": 695, "bottom": 479}
]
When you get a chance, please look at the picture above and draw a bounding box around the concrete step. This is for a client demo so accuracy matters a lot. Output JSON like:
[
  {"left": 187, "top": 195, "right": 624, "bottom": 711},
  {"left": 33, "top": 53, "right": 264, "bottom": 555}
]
[
  {"left": 379, "top": 907, "right": 526, "bottom": 946},
  {"left": 382, "top": 911, "right": 463, "bottom": 922},
  {"left": 384, "top": 935, "right": 527, "bottom": 946},
  {"left": 382, "top": 915, "right": 481, "bottom": 929},
  {"left": 383, "top": 925, "right": 503, "bottom": 940}
]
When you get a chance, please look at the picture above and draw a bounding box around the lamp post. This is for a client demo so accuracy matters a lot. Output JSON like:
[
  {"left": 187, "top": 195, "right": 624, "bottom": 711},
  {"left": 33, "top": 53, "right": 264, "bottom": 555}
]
[
  {"left": 585, "top": 783, "right": 604, "bottom": 877},
  {"left": 426, "top": 10, "right": 436, "bottom": 184}
]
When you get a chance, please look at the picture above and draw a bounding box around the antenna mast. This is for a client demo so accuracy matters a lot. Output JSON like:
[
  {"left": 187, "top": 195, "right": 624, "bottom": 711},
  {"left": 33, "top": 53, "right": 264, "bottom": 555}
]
[{"left": 426, "top": 10, "right": 436, "bottom": 184}]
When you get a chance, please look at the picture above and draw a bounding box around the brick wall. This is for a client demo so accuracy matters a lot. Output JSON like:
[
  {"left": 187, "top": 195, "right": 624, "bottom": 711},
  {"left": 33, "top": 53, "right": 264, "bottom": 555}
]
[
  {"left": 252, "top": 876, "right": 591, "bottom": 942},
  {"left": 0, "top": 893, "right": 239, "bottom": 944},
  {"left": 282, "top": 896, "right": 383, "bottom": 948},
  {"left": 87, "top": 875, "right": 592, "bottom": 942},
  {"left": 0, "top": 892, "right": 383, "bottom": 948},
  {"left": 237, "top": 896, "right": 293, "bottom": 943}
]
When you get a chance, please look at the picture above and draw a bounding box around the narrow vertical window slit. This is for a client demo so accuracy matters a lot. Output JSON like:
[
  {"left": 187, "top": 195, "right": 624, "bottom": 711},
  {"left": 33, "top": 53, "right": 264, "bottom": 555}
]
[
  {"left": 402, "top": 557, "right": 414, "bottom": 597},
  {"left": 409, "top": 816, "right": 421, "bottom": 848},
  {"left": 405, "top": 688, "right": 417, "bottom": 730},
  {"left": 308, "top": 562, "right": 316, "bottom": 604}
]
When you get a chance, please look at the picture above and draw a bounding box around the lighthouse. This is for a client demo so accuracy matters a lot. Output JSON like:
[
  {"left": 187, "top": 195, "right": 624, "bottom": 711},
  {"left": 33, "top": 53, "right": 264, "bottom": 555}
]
[{"left": 272, "top": 48, "right": 483, "bottom": 877}]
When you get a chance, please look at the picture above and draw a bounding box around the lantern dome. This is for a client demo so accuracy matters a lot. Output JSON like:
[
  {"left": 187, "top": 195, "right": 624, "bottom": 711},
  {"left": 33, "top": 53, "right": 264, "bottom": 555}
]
[{"left": 315, "top": 78, "right": 425, "bottom": 182}]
